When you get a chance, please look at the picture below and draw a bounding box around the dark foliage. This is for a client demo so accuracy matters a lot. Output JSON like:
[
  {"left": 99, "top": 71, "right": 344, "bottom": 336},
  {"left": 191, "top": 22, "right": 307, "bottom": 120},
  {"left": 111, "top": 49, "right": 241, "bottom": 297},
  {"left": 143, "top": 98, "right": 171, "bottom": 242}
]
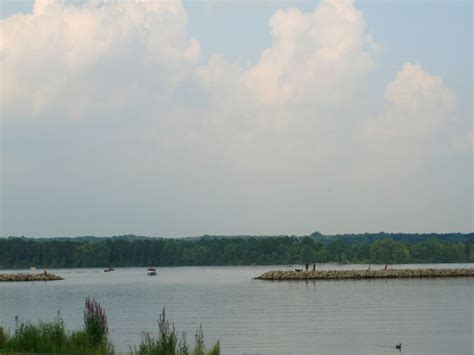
[
  {"left": 0, "top": 302, "right": 218, "bottom": 355},
  {"left": 84, "top": 297, "right": 109, "bottom": 346},
  {"left": 0, "top": 233, "right": 473, "bottom": 268},
  {"left": 0, "top": 302, "right": 113, "bottom": 354},
  {"left": 131, "top": 308, "right": 219, "bottom": 355}
]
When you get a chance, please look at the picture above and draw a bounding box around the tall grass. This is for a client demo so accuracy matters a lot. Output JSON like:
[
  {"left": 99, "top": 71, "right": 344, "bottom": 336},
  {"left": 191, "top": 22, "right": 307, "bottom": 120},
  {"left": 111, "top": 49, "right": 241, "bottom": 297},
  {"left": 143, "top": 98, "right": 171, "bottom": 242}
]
[
  {"left": 0, "top": 300, "right": 220, "bottom": 355},
  {"left": 0, "top": 299, "right": 113, "bottom": 354},
  {"left": 84, "top": 297, "right": 109, "bottom": 346},
  {"left": 0, "top": 317, "right": 112, "bottom": 354},
  {"left": 132, "top": 308, "right": 220, "bottom": 355}
]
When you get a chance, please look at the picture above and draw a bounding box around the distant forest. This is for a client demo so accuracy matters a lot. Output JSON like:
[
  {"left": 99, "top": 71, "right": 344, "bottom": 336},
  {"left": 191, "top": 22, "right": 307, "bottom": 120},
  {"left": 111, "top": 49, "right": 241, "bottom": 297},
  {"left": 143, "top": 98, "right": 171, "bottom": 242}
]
[{"left": 0, "top": 232, "right": 473, "bottom": 268}]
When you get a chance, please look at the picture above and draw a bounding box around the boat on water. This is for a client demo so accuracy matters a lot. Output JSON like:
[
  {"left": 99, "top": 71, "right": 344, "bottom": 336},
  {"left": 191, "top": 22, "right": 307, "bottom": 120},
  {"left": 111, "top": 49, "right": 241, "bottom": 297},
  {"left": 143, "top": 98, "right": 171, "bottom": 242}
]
[
  {"left": 104, "top": 267, "right": 115, "bottom": 272},
  {"left": 147, "top": 268, "right": 157, "bottom": 276}
]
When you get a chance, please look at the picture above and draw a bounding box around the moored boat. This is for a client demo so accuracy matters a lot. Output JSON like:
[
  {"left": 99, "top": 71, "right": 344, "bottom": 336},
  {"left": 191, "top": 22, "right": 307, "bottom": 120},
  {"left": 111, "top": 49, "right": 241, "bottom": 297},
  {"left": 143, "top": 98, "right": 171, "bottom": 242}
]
[{"left": 147, "top": 267, "right": 157, "bottom": 276}]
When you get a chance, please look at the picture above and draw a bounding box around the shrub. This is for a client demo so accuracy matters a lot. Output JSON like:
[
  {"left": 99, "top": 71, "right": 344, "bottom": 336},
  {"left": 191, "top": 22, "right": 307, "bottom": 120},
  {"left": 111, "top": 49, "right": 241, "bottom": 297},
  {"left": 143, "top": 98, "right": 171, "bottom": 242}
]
[
  {"left": 0, "top": 317, "right": 68, "bottom": 353},
  {"left": 132, "top": 308, "right": 220, "bottom": 355},
  {"left": 0, "top": 301, "right": 219, "bottom": 355},
  {"left": 84, "top": 297, "right": 109, "bottom": 346},
  {"left": 0, "top": 301, "right": 113, "bottom": 354},
  {"left": 0, "top": 326, "right": 8, "bottom": 348},
  {"left": 69, "top": 329, "right": 114, "bottom": 355}
]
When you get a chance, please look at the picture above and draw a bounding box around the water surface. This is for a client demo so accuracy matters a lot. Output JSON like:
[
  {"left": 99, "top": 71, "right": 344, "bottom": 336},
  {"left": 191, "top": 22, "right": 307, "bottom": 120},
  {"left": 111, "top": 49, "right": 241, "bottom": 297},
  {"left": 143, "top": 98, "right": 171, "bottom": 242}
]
[{"left": 1, "top": 264, "right": 473, "bottom": 354}]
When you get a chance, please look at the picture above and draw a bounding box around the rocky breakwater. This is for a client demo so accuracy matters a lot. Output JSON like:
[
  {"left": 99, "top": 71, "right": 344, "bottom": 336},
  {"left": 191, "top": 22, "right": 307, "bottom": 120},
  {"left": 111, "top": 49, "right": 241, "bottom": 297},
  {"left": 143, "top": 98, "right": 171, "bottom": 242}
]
[
  {"left": 255, "top": 268, "right": 474, "bottom": 281},
  {"left": 0, "top": 272, "right": 64, "bottom": 282}
]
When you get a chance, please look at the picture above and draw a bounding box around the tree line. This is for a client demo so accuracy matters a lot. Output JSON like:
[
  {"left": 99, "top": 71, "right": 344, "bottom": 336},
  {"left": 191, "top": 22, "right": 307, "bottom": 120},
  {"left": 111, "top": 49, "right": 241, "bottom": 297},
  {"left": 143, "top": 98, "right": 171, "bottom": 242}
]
[{"left": 0, "top": 233, "right": 473, "bottom": 268}]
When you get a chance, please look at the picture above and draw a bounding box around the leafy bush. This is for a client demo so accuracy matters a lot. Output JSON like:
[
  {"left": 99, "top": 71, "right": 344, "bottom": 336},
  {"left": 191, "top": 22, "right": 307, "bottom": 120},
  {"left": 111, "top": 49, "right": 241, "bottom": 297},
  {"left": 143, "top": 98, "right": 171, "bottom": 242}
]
[
  {"left": 0, "top": 301, "right": 218, "bottom": 354},
  {"left": 69, "top": 329, "right": 114, "bottom": 355},
  {"left": 132, "top": 308, "right": 220, "bottom": 355},
  {"left": 193, "top": 325, "right": 220, "bottom": 355},
  {"left": 0, "top": 326, "right": 7, "bottom": 348},
  {"left": 2, "top": 312, "right": 68, "bottom": 353},
  {"left": 84, "top": 297, "right": 109, "bottom": 346},
  {"left": 0, "top": 301, "right": 113, "bottom": 354}
]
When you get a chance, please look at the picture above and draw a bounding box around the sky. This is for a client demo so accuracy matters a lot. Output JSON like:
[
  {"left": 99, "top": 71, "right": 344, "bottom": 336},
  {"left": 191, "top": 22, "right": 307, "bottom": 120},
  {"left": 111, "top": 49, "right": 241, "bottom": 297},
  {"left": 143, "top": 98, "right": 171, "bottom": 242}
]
[{"left": 0, "top": 0, "right": 472, "bottom": 237}]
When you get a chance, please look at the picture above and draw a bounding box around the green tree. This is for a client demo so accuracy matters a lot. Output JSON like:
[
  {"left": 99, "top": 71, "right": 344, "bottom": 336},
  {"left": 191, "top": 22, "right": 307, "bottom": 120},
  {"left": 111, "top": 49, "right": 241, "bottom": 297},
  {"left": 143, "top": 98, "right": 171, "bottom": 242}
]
[{"left": 370, "top": 238, "right": 410, "bottom": 264}]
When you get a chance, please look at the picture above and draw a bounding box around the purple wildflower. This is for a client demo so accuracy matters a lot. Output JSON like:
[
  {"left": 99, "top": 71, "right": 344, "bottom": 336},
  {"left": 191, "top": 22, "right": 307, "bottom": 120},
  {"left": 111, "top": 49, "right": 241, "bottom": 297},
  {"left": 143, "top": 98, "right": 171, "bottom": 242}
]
[{"left": 84, "top": 297, "right": 108, "bottom": 345}]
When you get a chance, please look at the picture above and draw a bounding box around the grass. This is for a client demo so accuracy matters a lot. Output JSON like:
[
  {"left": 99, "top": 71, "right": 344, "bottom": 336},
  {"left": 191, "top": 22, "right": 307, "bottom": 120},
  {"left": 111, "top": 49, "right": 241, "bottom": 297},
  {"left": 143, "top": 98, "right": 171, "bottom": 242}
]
[
  {"left": 0, "top": 307, "right": 113, "bottom": 354},
  {"left": 0, "top": 320, "right": 113, "bottom": 354},
  {"left": 0, "top": 299, "right": 220, "bottom": 355},
  {"left": 131, "top": 308, "right": 220, "bottom": 355}
]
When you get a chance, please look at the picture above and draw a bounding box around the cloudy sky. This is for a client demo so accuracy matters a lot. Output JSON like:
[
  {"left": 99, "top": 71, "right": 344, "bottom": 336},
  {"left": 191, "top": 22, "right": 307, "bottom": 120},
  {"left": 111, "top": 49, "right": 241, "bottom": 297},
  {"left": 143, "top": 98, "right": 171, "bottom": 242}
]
[{"left": 1, "top": 0, "right": 472, "bottom": 237}]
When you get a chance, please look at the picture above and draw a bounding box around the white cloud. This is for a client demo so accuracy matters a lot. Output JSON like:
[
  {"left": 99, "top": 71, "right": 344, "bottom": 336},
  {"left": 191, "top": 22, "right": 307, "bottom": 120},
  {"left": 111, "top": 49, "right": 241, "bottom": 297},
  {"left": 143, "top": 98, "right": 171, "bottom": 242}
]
[
  {"left": 1, "top": 0, "right": 470, "bottom": 235},
  {"left": 360, "top": 63, "right": 456, "bottom": 178},
  {"left": 0, "top": 0, "right": 199, "bottom": 121},
  {"left": 196, "top": 0, "right": 376, "bottom": 137},
  {"left": 192, "top": 0, "right": 378, "bottom": 153},
  {"left": 365, "top": 63, "right": 455, "bottom": 139},
  {"left": 194, "top": 6, "right": 459, "bottom": 186},
  {"left": 241, "top": 0, "right": 374, "bottom": 105}
]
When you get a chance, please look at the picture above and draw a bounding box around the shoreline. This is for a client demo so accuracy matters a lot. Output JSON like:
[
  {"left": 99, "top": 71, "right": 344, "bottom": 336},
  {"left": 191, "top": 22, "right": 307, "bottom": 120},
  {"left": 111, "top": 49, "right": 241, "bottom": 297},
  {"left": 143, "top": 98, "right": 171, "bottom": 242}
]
[
  {"left": 254, "top": 268, "right": 474, "bottom": 281},
  {"left": 0, "top": 272, "right": 64, "bottom": 282},
  {"left": 0, "top": 262, "right": 472, "bottom": 270}
]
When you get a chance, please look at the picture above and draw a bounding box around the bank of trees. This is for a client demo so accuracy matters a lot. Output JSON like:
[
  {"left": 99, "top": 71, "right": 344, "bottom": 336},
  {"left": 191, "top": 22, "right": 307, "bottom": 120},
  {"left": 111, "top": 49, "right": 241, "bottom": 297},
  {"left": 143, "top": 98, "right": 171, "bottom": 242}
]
[{"left": 0, "top": 234, "right": 472, "bottom": 268}]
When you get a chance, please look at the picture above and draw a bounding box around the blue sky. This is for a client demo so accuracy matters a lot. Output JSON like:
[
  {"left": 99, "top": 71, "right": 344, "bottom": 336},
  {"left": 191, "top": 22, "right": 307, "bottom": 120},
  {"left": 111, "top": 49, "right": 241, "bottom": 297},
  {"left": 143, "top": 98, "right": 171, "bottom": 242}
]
[{"left": 1, "top": 0, "right": 472, "bottom": 236}]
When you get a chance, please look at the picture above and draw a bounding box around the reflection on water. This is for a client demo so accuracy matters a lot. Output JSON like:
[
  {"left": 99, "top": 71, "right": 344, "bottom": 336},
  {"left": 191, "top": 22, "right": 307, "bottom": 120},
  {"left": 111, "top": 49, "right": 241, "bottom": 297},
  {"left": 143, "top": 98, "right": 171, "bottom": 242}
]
[{"left": 0, "top": 264, "right": 473, "bottom": 355}]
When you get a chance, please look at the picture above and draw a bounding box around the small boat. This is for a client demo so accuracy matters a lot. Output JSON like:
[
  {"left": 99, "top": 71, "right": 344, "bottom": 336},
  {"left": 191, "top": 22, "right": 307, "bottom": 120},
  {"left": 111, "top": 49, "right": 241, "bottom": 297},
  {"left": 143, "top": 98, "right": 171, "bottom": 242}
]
[
  {"left": 104, "top": 267, "right": 115, "bottom": 272},
  {"left": 147, "top": 268, "right": 157, "bottom": 276}
]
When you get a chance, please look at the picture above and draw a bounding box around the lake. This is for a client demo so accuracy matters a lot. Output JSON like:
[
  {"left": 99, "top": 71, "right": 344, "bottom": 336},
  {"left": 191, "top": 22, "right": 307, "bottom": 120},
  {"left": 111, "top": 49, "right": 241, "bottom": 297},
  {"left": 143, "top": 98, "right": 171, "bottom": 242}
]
[{"left": 0, "top": 264, "right": 473, "bottom": 354}]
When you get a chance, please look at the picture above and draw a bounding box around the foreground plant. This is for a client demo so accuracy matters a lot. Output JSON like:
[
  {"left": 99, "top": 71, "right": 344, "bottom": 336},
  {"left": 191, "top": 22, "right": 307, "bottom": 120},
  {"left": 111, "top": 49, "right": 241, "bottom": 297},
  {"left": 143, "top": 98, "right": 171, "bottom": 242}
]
[
  {"left": 132, "top": 308, "right": 220, "bottom": 355},
  {"left": 0, "top": 300, "right": 219, "bottom": 354},
  {"left": 0, "top": 300, "right": 113, "bottom": 354},
  {"left": 0, "top": 326, "right": 7, "bottom": 348},
  {"left": 84, "top": 297, "right": 109, "bottom": 346}
]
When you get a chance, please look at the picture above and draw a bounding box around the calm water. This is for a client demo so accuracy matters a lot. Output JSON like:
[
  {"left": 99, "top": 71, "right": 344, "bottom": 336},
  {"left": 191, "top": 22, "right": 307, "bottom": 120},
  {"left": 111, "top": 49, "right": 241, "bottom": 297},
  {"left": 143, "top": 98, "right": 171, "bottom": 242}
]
[{"left": 0, "top": 264, "right": 473, "bottom": 355}]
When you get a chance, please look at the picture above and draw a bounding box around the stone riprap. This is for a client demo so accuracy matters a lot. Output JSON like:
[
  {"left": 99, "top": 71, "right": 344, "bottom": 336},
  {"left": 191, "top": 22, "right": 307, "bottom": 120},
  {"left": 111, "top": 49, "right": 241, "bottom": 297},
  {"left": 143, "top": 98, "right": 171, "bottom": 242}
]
[
  {"left": 255, "top": 268, "right": 474, "bottom": 281},
  {"left": 0, "top": 272, "right": 64, "bottom": 282}
]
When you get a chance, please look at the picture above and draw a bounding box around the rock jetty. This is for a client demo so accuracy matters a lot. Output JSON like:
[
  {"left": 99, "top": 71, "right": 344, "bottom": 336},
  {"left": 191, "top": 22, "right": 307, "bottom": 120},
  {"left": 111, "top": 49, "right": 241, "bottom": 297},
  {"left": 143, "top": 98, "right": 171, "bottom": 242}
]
[
  {"left": 255, "top": 268, "right": 474, "bottom": 281},
  {"left": 0, "top": 272, "right": 64, "bottom": 282}
]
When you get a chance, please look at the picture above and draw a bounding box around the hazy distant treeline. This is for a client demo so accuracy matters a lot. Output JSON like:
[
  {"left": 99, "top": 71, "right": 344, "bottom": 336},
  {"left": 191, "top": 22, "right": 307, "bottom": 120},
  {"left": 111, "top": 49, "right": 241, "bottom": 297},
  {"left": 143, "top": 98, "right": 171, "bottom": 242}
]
[{"left": 0, "top": 233, "right": 473, "bottom": 268}]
